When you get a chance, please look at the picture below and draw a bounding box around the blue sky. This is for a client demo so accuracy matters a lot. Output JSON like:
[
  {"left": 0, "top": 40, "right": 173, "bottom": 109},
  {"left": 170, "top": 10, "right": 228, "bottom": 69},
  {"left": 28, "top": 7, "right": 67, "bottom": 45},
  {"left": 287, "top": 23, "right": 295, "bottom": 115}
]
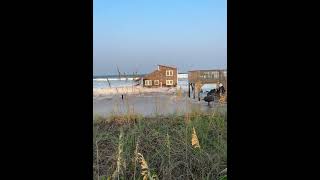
[{"left": 94, "top": 0, "right": 226, "bottom": 75}]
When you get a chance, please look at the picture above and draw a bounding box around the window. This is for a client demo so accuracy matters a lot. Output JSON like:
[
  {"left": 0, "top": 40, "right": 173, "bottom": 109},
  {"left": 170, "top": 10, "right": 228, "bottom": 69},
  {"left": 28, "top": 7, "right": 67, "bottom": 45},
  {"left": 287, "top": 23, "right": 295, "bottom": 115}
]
[
  {"left": 145, "top": 80, "right": 152, "bottom": 86},
  {"left": 166, "top": 70, "right": 173, "bottom": 76},
  {"left": 154, "top": 80, "right": 159, "bottom": 85},
  {"left": 166, "top": 80, "right": 173, "bottom": 85}
]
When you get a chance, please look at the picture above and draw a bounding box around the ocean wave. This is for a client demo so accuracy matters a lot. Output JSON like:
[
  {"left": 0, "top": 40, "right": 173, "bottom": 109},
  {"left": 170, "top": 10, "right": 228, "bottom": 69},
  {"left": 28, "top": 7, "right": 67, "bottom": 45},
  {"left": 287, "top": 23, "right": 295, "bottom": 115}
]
[
  {"left": 94, "top": 74, "right": 187, "bottom": 81},
  {"left": 94, "top": 77, "right": 135, "bottom": 81}
]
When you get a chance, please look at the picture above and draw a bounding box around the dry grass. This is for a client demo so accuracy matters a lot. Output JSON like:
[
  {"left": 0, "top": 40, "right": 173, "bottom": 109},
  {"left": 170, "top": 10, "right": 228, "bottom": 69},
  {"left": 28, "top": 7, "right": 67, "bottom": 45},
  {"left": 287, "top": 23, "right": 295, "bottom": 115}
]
[
  {"left": 191, "top": 127, "right": 201, "bottom": 149},
  {"left": 93, "top": 110, "right": 227, "bottom": 180},
  {"left": 219, "top": 95, "right": 226, "bottom": 104},
  {"left": 112, "top": 129, "right": 125, "bottom": 179},
  {"left": 136, "top": 153, "right": 151, "bottom": 180}
]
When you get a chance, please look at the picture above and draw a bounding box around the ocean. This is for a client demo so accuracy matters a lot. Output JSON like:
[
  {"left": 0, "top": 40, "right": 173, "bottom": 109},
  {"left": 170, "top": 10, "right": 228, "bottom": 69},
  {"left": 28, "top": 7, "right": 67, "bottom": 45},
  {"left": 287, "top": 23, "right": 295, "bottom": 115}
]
[{"left": 93, "top": 74, "right": 216, "bottom": 92}]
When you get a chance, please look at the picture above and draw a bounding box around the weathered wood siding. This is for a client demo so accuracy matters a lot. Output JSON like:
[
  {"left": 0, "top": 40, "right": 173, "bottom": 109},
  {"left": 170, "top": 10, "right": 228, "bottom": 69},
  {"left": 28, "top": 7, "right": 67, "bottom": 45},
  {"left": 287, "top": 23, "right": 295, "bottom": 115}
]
[
  {"left": 188, "top": 69, "right": 227, "bottom": 87},
  {"left": 143, "top": 65, "right": 177, "bottom": 87}
]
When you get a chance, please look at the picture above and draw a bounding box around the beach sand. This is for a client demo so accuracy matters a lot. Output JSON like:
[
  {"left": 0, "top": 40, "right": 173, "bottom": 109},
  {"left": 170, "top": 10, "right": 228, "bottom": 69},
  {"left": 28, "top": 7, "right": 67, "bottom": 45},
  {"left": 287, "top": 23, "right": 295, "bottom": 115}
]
[
  {"left": 93, "top": 86, "right": 177, "bottom": 97},
  {"left": 93, "top": 87, "right": 226, "bottom": 117}
]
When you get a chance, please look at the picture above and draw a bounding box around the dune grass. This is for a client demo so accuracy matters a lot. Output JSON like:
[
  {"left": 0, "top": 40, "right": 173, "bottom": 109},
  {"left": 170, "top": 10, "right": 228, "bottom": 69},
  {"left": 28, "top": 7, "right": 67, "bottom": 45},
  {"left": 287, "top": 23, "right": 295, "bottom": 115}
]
[{"left": 93, "top": 109, "right": 227, "bottom": 180}]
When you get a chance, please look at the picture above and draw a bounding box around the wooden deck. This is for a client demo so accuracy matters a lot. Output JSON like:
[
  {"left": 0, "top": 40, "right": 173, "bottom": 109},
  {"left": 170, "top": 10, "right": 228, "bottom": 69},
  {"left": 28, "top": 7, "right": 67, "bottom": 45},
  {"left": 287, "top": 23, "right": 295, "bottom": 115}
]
[{"left": 188, "top": 69, "right": 227, "bottom": 100}]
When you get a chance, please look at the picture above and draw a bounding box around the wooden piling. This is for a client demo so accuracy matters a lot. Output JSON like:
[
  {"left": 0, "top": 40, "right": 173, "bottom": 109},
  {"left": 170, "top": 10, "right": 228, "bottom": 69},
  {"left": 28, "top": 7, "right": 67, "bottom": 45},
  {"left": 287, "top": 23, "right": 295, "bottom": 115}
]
[{"left": 188, "top": 83, "right": 190, "bottom": 97}]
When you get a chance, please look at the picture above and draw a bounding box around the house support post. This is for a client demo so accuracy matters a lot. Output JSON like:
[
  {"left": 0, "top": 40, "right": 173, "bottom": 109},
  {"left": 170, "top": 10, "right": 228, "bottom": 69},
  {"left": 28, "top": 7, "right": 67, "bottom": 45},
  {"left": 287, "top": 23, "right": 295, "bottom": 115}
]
[{"left": 193, "top": 84, "right": 195, "bottom": 99}]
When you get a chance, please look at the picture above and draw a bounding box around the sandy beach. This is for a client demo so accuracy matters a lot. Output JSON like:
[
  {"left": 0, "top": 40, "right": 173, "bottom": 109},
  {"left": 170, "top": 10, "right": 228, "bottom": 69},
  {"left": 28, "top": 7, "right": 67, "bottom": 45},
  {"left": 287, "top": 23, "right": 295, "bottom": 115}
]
[
  {"left": 93, "top": 86, "right": 178, "bottom": 97},
  {"left": 93, "top": 86, "right": 226, "bottom": 117}
]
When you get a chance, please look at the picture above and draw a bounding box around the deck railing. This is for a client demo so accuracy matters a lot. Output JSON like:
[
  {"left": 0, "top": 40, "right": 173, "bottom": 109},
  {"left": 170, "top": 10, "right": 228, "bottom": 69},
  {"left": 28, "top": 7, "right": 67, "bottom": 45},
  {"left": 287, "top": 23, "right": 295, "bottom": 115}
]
[{"left": 188, "top": 70, "right": 227, "bottom": 84}]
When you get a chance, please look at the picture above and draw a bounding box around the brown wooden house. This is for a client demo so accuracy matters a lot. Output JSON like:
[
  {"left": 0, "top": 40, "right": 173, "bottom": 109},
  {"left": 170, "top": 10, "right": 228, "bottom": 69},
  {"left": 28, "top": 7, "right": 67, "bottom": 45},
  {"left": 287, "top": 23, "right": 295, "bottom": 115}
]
[{"left": 143, "top": 65, "right": 178, "bottom": 87}]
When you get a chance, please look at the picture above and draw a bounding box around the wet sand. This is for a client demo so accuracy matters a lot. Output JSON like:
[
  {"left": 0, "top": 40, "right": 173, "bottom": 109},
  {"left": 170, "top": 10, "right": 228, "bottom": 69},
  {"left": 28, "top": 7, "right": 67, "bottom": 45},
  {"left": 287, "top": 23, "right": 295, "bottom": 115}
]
[
  {"left": 93, "top": 86, "right": 177, "bottom": 97},
  {"left": 93, "top": 92, "right": 226, "bottom": 117}
]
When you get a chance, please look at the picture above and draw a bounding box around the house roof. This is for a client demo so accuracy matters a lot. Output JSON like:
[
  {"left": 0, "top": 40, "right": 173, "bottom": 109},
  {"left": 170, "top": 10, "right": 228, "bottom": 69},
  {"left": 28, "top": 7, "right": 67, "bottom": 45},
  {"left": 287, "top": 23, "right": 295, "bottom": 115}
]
[
  {"left": 143, "top": 69, "right": 161, "bottom": 79},
  {"left": 157, "top": 64, "right": 177, "bottom": 69},
  {"left": 143, "top": 64, "right": 177, "bottom": 78}
]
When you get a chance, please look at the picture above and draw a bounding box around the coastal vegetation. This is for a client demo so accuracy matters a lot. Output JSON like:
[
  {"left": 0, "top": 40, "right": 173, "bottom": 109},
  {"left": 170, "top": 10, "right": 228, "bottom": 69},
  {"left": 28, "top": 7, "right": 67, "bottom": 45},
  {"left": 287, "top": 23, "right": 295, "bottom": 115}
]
[{"left": 93, "top": 107, "right": 227, "bottom": 180}]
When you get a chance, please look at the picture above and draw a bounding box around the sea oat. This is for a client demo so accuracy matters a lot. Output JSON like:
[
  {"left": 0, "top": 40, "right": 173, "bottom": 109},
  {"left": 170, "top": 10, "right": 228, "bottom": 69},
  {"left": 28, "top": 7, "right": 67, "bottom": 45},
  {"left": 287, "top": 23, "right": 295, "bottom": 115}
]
[
  {"left": 166, "top": 133, "right": 171, "bottom": 180},
  {"left": 219, "top": 168, "right": 227, "bottom": 174},
  {"left": 191, "top": 127, "right": 201, "bottom": 149},
  {"left": 136, "top": 153, "right": 151, "bottom": 180},
  {"left": 112, "top": 129, "right": 124, "bottom": 179}
]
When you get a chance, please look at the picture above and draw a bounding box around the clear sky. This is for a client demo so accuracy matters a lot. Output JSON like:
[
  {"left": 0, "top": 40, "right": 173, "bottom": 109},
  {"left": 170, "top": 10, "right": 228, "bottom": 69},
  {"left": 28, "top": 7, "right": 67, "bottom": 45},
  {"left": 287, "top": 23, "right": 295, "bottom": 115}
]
[{"left": 94, "top": 0, "right": 226, "bottom": 75}]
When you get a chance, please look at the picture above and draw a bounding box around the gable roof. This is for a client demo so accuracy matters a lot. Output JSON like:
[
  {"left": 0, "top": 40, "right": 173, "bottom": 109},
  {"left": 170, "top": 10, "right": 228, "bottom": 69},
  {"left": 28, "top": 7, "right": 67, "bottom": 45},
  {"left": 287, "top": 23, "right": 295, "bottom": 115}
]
[
  {"left": 158, "top": 64, "right": 177, "bottom": 69},
  {"left": 143, "top": 64, "right": 177, "bottom": 79},
  {"left": 143, "top": 69, "right": 161, "bottom": 79}
]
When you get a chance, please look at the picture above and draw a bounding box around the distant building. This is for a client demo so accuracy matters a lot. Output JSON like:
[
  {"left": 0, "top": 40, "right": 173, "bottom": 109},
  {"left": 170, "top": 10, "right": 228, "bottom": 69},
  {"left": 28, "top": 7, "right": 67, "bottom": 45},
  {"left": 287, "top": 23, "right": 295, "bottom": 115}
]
[{"left": 143, "top": 65, "right": 178, "bottom": 87}]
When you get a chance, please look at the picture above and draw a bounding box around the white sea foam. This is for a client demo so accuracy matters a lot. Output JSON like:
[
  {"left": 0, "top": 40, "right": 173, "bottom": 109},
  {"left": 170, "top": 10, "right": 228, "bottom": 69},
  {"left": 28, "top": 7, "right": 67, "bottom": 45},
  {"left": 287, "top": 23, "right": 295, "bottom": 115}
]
[
  {"left": 94, "top": 77, "right": 135, "bottom": 81},
  {"left": 178, "top": 73, "right": 188, "bottom": 79}
]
